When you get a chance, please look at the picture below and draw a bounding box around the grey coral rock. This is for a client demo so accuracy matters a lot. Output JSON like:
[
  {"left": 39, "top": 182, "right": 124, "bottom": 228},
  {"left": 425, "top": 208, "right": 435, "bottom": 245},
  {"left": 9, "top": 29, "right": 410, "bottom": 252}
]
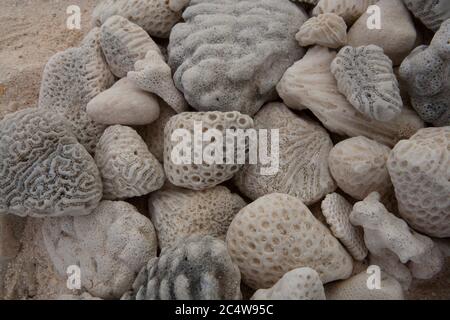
[
  {"left": 0, "top": 108, "right": 102, "bottom": 218},
  {"left": 123, "top": 235, "right": 242, "bottom": 300},
  {"left": 42, "top": 200, "right": 157, "bottom": 299},
  {"left": 39, "top": 28, "right": 115, "bottom": 154},
  {"left": 149, "top": 185, "right": 246, "bottom": 250},
  {"left": 402, "top": 0, "right": 450, "bottom": 32},
  {"left": 387, "top": 127, "right": 450, "bottom": 238},
  {"left": 277, "top": 46, "right": 424, "bottom": 147},
  {"left": 164, "top": 111, "right": 254, "bottom": 190},
  {"left": 95, "top": 125, "right": 165, "bottom": 200},
  {"left": 128, "top": 50, "right": 189, "bottom": 113},
  {"left": 331, "top": 45, "right": 403, "bottom": 122},
  {"left": 234, "top": 102, "right": 336, "bottom": 205},
  {"left": 168, "top": 0, "right": 307, "bottom": 116},
  {"left": 399, "top": 19, "right": 450, "bottom": 126},
  {"left": 99, "top": 15, "right": 162, "bottom": 78},
  {"left": 92, "top": 0, "right": 185, "bottom": 38},
  {"left": 251, "top": 267, "right": 326, "bottom": 300},
  {"left": 321, "top": 193, "right": 368, "bottom": 261}
]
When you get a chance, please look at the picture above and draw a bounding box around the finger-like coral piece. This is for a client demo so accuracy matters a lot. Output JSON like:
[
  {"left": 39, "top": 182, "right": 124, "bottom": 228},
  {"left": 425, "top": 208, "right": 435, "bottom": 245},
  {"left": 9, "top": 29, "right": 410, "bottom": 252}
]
[
  {"left": 0, "top": 108, "right": 102, "bottom": 217},
  {"left": 164, "top": 111, "right": 254, "bottom": 190},
  {"left": 325, "top": 271, "right": 404, "bottom": 300},
  {"left": 168, "top": 0, "right": 307, "bottom": 115},
  {"left": 95, "top": 125, "right": 165, "bottom": 199},
  {"left": 403, "top": 0, "right": 450, "bottom": 32},
  {"left": 92, "top": 0, "right": 184, "bottom": 38},
  {"left": 149, "top": 185, "right": 246, "bottom": 249},
  {"left": 42, "top": 200, "right": 157, "bottom": 299},
  {"left": 251, "top": 267, "right": 325, "bottom": 300},
  {"left": 87, "top": 78, "right": 160, "bottom": 125},
  {"left": 128, "top": 50, "right": 188, "bottom": 113},
  {"left": 331, "top": 45, "right": 403, "bottom": 122},
  {"left": 312, "top": 0, "right": 379, "bottom": 25},
  {"left": 296, "top": 13, "right": 347, "bottom": 48},
  {"left": 321, "top": 193, "right": 367, "bottom": 261},
  {"left": 277, "top": 46, "right": 424, "bottom": 147},
  {"left": 399, "top": 20, "right": 450, "bottom": 126},
  {"left": 234, "top": 102, "right": 336, "bottom": 205},
  {"left": 328, "top": 136, "right": 392, "bottom": 200},
  {"left": 387, "top": 127, "right": 450, "bottom": 237},
  {"left": 226, "top": 193, "right": 353, "bottom": 289},
  {"left": 100, "top": 16, "right": 162, "bottom": 78},
  {"left": 123, "top": 235, "right": 242, "bottom": 300},
  {"left": 39, "top": 28, "right": 115, "bottom": 153},
  {"left": 350, "top": 192, "right": 444, "bottom": 288}
]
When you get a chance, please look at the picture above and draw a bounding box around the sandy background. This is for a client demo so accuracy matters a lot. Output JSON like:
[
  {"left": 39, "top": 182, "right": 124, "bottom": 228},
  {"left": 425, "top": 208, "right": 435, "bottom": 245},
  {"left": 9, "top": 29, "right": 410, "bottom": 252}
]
[{"left": 0, "top": 0, "right": 449, "bottom": 300}]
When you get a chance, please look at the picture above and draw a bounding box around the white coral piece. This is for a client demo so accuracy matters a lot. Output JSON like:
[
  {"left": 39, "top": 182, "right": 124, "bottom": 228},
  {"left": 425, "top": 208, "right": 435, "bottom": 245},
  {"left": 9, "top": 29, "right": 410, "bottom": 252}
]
[
  {"left": 100, "top": 16, "right": 162, "bottom": 78},
  {"left": 313, "top": 0, "right": 379, "bottom": 25},
  {"left": 321, "top": 193, "right": 367, "bottom": 261},
  {"left": 128, "top": 50, "right": 188, "bottom": 113},
  {"left": 251, "top": 268, "right": 325, "bottom": 300},
  {"left": 296, "top": 13, "right": 347, "bottom": 49},
  {"left": 149, "top": 185, "right": 246, "bottom": 249},
  {"left": 328, "top": 136, "right": 392, "bottom": 200},
  {"left": 331, "top": 45, "right": 403, "bottom": 122},
  {"left": 387, "top": 127, "right": 450, "bottom": 237},
  {"left": 234, "top": 102, "right": 336, "bottom": 205},
  {"left": 226, "top": 193, "right": 353, "bottom": 289},
  {"left": 92, "top": 0, "right": 184, "bottom": 38},
  {"left": 276, "top": 46, "right": 424, "bottom": 147},
  {"left": 95, "top": 125, "right": 165, "bottom": 199}
]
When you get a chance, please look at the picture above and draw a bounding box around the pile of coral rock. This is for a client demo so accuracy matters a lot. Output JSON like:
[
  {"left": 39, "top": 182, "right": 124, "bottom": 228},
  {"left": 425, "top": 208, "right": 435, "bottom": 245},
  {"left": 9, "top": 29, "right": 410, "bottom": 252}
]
[{"left": 0, "top": 0, "right": 449, "bottom": 300}]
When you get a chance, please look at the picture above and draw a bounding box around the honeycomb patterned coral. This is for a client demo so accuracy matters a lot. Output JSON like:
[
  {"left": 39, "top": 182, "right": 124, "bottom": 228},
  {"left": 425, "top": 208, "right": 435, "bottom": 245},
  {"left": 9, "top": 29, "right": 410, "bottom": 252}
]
[
  {"left": 331, "top": 45, "right": 403, "bottom": 122},
  {"left": 95, "top": 125, "right": 165, "bottom": 199},
  {"left": 92, "top": 0, "right": 184, "bottom": 38},
  {"left": 387, "top": 127, "right": 450, "bottom": 238},
  {"left": 328, "top": 136, "right": 392, "bottom": 200},
  {"left": 226, "top": 193, "right": 353, "bottom": 289},
  {"left": 0, "top": 108, "right": 102, "bottom": 218},
  {"left": 100, "top": 15, "right": 162, "bottom": 78},
  {"left": 251, "top": 267, "right": 326, "bottom": 300},
  {"left": 234, "top": 102, "right": 336, "bottom": 205},
  {"left": 168, "top": 0, "right": 307, "bottom": 115},
  {"left": 123, "top": 235, "right": 242, "bottom": 300},
  {"left": 38, "top": 28, "right": 115, "bottom": 153},
  {"left": 296, "top": 13, "right": 347, "bottom": 49},
  {"left": 164, "top": 111, "right": 254, "bottom": 190},
  {"left": 149, "top": 185, "right": 246, "bottom": 249},
  {"left": 321, "top": 193, "right": 368, "bottom": 261},
  {"left": 42, "top": 200, "right": 157, "bottom": 299}
]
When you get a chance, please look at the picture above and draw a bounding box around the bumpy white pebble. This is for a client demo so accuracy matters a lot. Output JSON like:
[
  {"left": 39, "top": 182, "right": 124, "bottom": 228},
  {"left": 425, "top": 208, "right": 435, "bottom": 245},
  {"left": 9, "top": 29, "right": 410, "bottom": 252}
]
[
  {"left": 123, "top": 236, "right": 242, "bottom": 300},
  {"left": 87, "top": 78, "right": 160, "bottom": 125},
  {"left": 251, "top": 267, "right": 325, "bottom": 300},
  {"left": 164, "top": 111, "right": 254, "bottom": 190},
  {"left": 96, "top": 125, "right": 165, "bottom": 199},
  {"left": 350, "top": 192, "right": 444, "bottom": 289},
  {"left": 328, "top": 136, "right": 392, "bottom": 200},
  {"left": 296, "top": 13, "right": 347, "bottom": 49},
  {"left": 39, "top": 28, "right": 115, "bottom": 153},
  {"left": 0, "top": 108, "right": 102, "bottom": 217},
  {"left": 277, "top": 46, "right": 424, "bottom": 147},
  {"left": 128, "top": 50, "right": 189, "bottom": 113},
  {"left": 387, "top": 127, "right": 450, "bottom": 238},
  {"left": 321, "top": 193, "right": 367, "bottom": 261},
  {"left": 42, "top": 200, "right": 157, "bottom": 299},
  {"left": 331, "top": 45, "right": 403, "bottom": 122},
  {"left": 325, "top": 271, "right": 404, "bottom": 300},
  {"left": 92, "top": 0, "right": 185, "bottom": 38},
  {"left": 226, "top": 193, "right": 353, "bottom": 289},
  {"left": 313, "top": 0, "right": 379, "bottom": 25},
  {"left": 149, "top": 185, "right": 246, "bottom": 249},
  {"left": 234, "top": 102, "right": 336, "bottom": 205}
]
